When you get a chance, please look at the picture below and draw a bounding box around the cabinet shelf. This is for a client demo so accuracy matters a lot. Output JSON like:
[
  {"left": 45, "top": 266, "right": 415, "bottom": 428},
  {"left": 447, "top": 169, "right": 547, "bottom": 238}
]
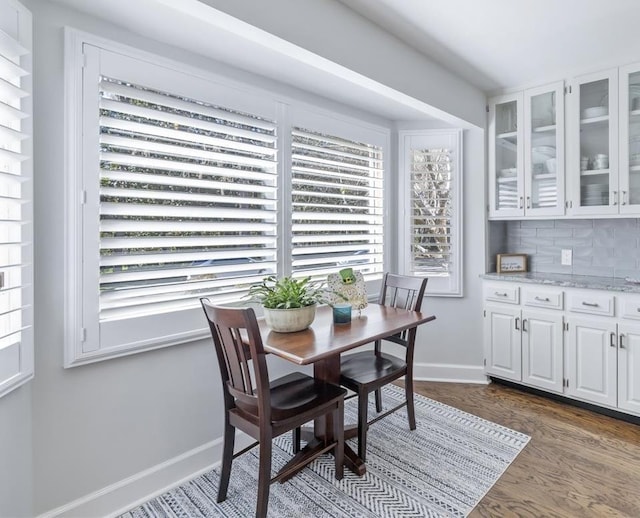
[
  {"left": 532, "top": 173, "right": 557, "bottom": 180},
  {"left": 580, "top": 115, "right": 609, "bottom": 126},
  {"left": 580, "top": 168, "right": 610, "bottom": 176},
  {"left": 629, "top": 165, "right": 640, "bottom": 172},
  {"left": 497, "top": 131, "right": 518, "bottom": 142},
  {"left": 532, "top": 124, "right": 556, "bottom": 133}
]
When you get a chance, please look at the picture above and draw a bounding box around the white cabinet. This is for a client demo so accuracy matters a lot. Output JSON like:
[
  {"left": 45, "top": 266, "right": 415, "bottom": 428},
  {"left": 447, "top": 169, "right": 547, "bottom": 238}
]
[
  {"left": 484, "top": 304, "right": 522, "bottom": 381},
  {"left": 489, "top": 82, "right": 565, "bottom": 218},
  {"left": 617, "top": 322, "right": 640, "bottom": 415},
  {"left": 483, "top": 284, "right": 564, "bottom": 392},
  {"left": 619, "top": 62, "right": 640, "bottom": 212},
  {"left": 567, "top": 68, "right": 620, "bottom": 215},
  {"left": 566, "top": 316, "right": 618, "bottom": 407},
  {"left": 522, "top": 310, "right": 564, "bottom": 393}
]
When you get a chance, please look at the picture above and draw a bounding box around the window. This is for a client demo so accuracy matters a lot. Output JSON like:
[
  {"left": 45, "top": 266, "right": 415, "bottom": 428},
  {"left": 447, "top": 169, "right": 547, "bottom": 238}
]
[
  {"left": 399, "top": 130, "right": 462, "bottom": 296},
  {"left": 65, "top": 34, "right": 388, "bottom": 366},
  {"left": 291, "top": 125, "right": 384, "bottom": 281},
  {"left": 0, "top": 0, "right": 32, "bottom": 398}
]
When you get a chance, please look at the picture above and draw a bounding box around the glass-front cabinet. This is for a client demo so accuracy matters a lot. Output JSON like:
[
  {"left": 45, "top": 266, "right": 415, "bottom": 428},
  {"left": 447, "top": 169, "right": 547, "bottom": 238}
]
[
  {"left": 488, "top": 93, "right": 524, "bottom": 218},
  {"left": 567, "top": 69, "right": 618, "bottom": 215},
  {"left": 489, "top": 83, "right": 564, "bottom": 218},
  {"left": 524, "top": 81, "right": 564, "bottom": 216},
  {"left": 619, "top": 63, "right": 640, "bottom": 213}
]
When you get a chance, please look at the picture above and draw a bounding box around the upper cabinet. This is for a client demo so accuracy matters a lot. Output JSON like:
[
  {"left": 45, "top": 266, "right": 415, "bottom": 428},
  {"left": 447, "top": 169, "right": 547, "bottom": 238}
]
[
  {"left": 489, "top": 82, "right": 564, "bottom": 219},
  {"left": 619, "top": 62, "right": 640, "bottom": 214},
  {"left": 566, "top": 69, "right": 619, "bottom": 215}
]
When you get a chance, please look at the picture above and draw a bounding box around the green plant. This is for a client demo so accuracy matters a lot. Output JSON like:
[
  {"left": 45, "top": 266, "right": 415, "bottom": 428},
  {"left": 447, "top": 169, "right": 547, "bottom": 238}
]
[{"left": 246, "top": 276, "right": 325, "bottom": 309}]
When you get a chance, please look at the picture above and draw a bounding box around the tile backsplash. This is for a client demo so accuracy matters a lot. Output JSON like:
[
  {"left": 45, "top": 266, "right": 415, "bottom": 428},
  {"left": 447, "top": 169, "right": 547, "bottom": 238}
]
[{"left": 493, "top": 219, "right": 640, "bottom": 278}]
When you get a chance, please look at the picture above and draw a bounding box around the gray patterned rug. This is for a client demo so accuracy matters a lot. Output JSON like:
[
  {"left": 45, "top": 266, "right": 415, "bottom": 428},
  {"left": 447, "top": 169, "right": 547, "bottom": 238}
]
[{"left": 120, "top": 385, "right": 529, "bottom": 517}]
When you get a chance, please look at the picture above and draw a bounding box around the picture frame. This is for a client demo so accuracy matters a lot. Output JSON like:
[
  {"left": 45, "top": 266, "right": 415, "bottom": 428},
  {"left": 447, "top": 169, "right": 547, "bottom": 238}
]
[{"left": 496, "top": 253, "right": 527, "bottom": 273}]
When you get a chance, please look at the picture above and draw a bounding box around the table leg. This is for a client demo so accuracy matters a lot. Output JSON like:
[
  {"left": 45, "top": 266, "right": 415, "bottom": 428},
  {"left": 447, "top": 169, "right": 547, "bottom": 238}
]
[{"left": 313, "top": 356, "right": 366, "bottom": 476}]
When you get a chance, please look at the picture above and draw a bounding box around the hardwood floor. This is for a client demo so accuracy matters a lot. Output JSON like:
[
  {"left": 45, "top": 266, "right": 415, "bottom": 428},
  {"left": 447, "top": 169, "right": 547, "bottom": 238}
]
[{"left": 411, "top": 381, "right": 640, "bottom": 518}]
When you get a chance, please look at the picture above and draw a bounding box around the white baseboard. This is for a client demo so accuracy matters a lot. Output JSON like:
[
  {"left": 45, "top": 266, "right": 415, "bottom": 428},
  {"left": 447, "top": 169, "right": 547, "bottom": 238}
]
[
  {"left": 413, "top": 362, "right": 488, "bottom": 384},
  {"left": 39, "top": 432, "right": 254, "bottom": 518},
  {"left": 39, "top": 368, "right": 484, "bottom": 517}
]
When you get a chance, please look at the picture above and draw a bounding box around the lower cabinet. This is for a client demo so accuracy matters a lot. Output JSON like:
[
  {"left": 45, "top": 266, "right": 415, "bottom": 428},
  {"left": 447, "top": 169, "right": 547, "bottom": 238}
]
[{"left": 483, "top": 280, "right": 640, "bottom": 419}]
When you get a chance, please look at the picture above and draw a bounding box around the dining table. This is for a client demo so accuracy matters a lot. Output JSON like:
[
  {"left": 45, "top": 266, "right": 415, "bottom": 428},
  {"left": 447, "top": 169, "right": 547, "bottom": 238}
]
[{"left": 256, "top": 302, "right": 436, "bottom": 477}]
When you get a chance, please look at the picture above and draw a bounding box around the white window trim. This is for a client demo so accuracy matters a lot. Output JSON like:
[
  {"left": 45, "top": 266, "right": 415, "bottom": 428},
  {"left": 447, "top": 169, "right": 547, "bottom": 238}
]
[
  {"left": 0, "top": 0, "right": 33, "bottom": 398},
  {"left": 64, "top": 28, "right": 390, "bottom": 367},
  {"left": 398, "top": 129, "right": 463, "bottom": 297}
]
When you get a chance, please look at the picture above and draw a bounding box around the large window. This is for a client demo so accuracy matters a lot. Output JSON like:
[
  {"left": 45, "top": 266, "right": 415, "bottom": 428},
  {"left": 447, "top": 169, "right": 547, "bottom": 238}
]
[
  {"left": 0, "top": 0, "right": 32, "bottom": 398},
  {"left": 399, "top": 130, "right": 463, "bottom": 296},
  {"left": 65, "top": 34, "right": 387, "bottom": 366}
]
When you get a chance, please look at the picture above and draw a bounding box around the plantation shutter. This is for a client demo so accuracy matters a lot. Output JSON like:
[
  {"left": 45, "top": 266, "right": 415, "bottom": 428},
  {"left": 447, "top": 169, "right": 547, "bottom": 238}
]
[
  {"left": 291, "top": 126, "right": 383, "bottom": 281},
  {"left": 0, "top": 0, "right": 32, "bottom": 398},
  {"left": 409, "top": 148, "right": 453, "bottom": 276},
  {"left": 98, "top": 77, "right": 278, "bottom": 320}
]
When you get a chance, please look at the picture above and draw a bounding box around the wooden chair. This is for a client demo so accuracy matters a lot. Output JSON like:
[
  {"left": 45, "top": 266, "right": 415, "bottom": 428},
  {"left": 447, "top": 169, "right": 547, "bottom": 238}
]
[
  {"left": 201, "top": 299, "right": 346, "bottom": 518},
  {"left": 339, "top": 273, "right": 430, "bottom": 462}
]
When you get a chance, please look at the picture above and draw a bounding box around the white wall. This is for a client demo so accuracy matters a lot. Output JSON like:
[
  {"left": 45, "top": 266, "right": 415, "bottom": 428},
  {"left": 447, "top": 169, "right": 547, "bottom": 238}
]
[
  {"left": 15, "top": 0, "right": 487, "bottom": 515},
  {"left": 198, "top": 0, "right": 486, "bottom": 128},
  {"left": 0, "top": 386, "right": 33, "bottom": 517}
]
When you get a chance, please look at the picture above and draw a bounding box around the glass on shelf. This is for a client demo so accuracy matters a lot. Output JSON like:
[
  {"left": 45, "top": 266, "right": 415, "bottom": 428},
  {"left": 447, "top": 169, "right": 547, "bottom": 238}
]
[{"left": 579, "top": 78, "right": 609, "bottom": 121}]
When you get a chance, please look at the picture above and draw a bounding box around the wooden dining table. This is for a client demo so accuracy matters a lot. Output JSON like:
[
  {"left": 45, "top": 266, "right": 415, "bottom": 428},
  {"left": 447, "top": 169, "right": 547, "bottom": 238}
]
[{"left": 256, "top": 302, "right": 436, "bottom": 477}]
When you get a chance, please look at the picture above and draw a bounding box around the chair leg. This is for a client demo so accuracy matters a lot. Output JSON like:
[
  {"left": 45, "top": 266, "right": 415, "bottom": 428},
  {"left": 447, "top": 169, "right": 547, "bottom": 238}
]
[
  {"left": 333, "top": 400, "right": 344, "bottom": 480},
  {"left": 357, "top": 391, "right": 369, "bottom": 463},
  {"left": 256, "top": 433, "right": 272, "bottom": 518},
  {"left": 292, "top": 427, "right": 301, "bottom": 453},
  {"left": 405, "top": 376, "right": 416, "bottom": 431},
  {"left": 374, "top": 388, "right": 383, "bottom": 413},
  {"left": 217, "top": 420, "right": 235, "bottom": 503}
]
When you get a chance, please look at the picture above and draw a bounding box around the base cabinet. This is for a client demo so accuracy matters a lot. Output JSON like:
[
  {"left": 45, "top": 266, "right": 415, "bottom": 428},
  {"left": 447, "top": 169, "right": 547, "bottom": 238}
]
[
  {"left": 483, "top": 280, "right": 640, "bottom": 419},
  {"left": 566, "top": 317, "right": 617, "bottom": 407}
]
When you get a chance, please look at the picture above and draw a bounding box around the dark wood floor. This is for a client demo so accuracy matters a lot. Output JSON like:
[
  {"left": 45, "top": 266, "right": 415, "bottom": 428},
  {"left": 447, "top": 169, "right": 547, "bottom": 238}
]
[{"left": 410, "top": 381, "right": 640, "bottom": 518}]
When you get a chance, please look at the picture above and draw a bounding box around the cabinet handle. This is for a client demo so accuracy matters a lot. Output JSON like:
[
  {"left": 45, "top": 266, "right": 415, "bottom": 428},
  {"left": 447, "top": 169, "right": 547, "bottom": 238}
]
[
  {"left": 526, "top": 196, "right": 531, "bottom": 209},
  {"left": 519, "top": 196, "right": 524, "bottom": 209},
  {"left": 581, "top": 301, "right": 599, "bottom": 307},
  {"left": 515, "top": 317, "right": 520, "bottom": 331},
  {"left": 612, "top": 191, "right": 618, "bottom": 206},
  {"left": 622, "top": 190, "right": 627, "bottom": 205},
  {"left": 494, "top": 291, "right": 508, "bottom": 297},
  {"left": 610, "top": 332, "right": 616, "bottom": 348},
  {"left": 522, "top": 318, "right": 528, "bottom": 332},
  {"left": 619, "top": 333, "right": 625, "bottom": 349},
  {"left": 534, "top": 296, "right": 550, "bottom": 302}
]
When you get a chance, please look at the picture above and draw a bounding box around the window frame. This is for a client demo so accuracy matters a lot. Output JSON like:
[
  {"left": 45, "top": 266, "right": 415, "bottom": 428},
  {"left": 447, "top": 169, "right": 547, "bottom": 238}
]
[
  {"left": 0, "top": 0, "right": 33, "bottom": 399},
  {"left": 398, "top": 129, "right": 463, "bottom": 297},
  {"left": 64, "top": 29, "right": 389, "bottom": 367}
]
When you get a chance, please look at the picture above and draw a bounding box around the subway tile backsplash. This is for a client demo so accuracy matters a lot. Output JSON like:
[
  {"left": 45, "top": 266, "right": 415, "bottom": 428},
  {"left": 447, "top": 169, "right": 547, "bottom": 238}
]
[{"left": 495, "top": 219, "right": 640, "bottom": 278}]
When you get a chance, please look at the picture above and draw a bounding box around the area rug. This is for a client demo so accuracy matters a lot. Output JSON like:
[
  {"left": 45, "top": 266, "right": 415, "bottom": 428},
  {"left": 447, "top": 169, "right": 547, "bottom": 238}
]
[{"left": 120, "top": 385, "right": 530, "bottom": 517}]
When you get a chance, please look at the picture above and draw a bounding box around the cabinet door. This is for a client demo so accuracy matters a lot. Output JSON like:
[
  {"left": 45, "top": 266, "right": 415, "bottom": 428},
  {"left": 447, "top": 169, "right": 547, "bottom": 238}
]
[
  {"left": 619, "top": 63, "right": 640, "bottom": 213},
  {"left": 567, "top": 69, "right": 619, "bottom": 216},
  {"left": 522, "top": 310, "right": 563, "bottom": 393},
  {"left": 566, "top": 317, "right": 617, "bottom": 407},
  {"left": 484, "top": 305, "right": 522, "bottom": 381},
  {"left": 488, "top": 93, "right": 524, "bottom": 218},
  {"left": 618, "top": 323, "right": 640, "bottom": 416},
  {"left": 524, "top": 81, "right": 565, "bottom": 216}
]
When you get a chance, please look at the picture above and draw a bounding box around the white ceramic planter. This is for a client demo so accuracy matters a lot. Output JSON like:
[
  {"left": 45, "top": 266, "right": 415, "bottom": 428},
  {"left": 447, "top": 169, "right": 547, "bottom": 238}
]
[{"left": 263, "top": 305, "right": 316, "bottom": 333}]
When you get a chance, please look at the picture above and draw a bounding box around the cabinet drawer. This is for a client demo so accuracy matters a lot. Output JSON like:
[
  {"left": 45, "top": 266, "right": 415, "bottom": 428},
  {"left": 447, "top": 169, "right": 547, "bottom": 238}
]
[
  {"left": 620, "top": 296, "right": 640, "bottom": 320},
  {"left": 568, "top": 292, "right": 614, "bottom": 317},
  {"left": 523, "top": 288, "right": 563, "bottom": 310},
  {"left": 484, "top": 284, "right": 519, "bottom": 304}
]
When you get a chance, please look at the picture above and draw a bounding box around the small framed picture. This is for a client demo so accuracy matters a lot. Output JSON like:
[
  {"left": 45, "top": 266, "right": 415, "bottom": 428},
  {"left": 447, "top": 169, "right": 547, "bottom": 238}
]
[{"left": 496, "top": 253, "right": 527, "bottom": 273}]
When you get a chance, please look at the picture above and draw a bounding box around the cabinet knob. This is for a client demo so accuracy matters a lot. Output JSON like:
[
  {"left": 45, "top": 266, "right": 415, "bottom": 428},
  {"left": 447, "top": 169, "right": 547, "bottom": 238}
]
[
  {"left": 610, "top": 332, "right": 616, "bottom": 348},
  {"left": 581, "top": 301, "right": 599, "bottom": 307},
  {"left": 534, "top": 296, "right": 550, "bottom": 302},
  {"left": 622, "top": 191, "right": 627, "bottom": 206},
  {"left": 619, "top": 333, "right": 625, "bottom": 349}
]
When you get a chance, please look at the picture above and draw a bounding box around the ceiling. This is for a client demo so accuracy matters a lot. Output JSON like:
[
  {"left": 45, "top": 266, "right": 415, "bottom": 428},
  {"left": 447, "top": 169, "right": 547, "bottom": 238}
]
[{"left": 339, "top": 0, "right": 640, "bottom": 93}]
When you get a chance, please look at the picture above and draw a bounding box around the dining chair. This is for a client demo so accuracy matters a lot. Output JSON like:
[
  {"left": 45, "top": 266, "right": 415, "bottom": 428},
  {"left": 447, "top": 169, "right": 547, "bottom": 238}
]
[
  {"left": 201, "top": 299, "right": 346, "bottom": 518},
  {"left": 339, "top": 273, "right": 429, "bottom": 462}
]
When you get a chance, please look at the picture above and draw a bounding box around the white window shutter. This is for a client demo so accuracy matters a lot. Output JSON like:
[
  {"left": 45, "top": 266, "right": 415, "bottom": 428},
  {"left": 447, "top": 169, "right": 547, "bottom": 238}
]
[
  {"left": 0, "top": 0, "right": 33, "bottom": 398},
  {"left": 291, "top": 126, "right": 384, "bottom": 281}
]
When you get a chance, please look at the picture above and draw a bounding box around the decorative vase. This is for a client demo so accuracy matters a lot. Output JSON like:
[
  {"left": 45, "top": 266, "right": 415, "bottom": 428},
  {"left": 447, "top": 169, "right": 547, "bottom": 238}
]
[{"left": 263, "top": 304, "right": 316, "bottom": 333}]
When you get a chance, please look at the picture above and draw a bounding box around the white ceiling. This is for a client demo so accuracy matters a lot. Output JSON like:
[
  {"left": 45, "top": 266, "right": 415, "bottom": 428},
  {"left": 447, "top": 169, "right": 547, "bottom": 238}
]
[{"left": 339, "top": 0, "right": 640, "bottom": 93}]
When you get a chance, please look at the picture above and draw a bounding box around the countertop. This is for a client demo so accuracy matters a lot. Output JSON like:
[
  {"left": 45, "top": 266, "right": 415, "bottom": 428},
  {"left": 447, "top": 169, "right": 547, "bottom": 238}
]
[{"left": 481, "top": 272, "right": 640, "bottom": 294}]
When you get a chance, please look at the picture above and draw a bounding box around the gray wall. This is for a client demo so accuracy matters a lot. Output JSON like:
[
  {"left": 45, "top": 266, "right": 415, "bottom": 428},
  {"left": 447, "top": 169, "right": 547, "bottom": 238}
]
[
  {"left": 494, "top": 219, "right": 640, "bottom": 278},
  {"left": 1, "top": 0, "right": 487, "bottom": 514},
  {"left": 0, "top": 386, "right": 33, "bottom": 518}
]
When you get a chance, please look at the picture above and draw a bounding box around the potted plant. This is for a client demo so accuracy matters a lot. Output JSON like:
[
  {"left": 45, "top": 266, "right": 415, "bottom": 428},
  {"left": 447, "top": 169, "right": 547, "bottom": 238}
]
[{"left": 246, "top": 275, "right": 325, "bottom": 333}]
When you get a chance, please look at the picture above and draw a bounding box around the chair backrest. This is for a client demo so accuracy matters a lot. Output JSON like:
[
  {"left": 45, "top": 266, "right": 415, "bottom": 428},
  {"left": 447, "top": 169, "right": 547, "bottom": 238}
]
[
  {"left": 378, "top": 273, "right": 428, "bottom": 312},
  {"left": 200, "top": 299, "right": 271, "bottom": 420}
]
